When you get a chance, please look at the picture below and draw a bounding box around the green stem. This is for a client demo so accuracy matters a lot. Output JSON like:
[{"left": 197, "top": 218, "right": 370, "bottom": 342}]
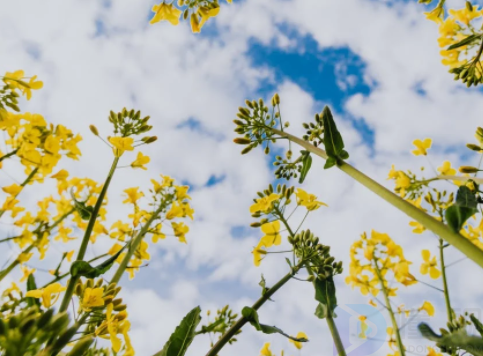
[
  {"left": 326, "top": 313, "right": 346, "bottom": 356},
  {"left": 270, "top": 128, "right": 483, "bottom": 269},
  {"left": 374, "top": 259, "right": 405, "bottom": 356},
  {"left": 439, "top": 238, "right": 453, "bottom": 322},
  {"left": 205, "top": 260, "right": 306, "bottom": 356},
  {"left": 59, "top": 156, "right": 119, "bottom": 313},
  {"left": 110, "top": 204, "right": 164, "bottom": 284},
  {"left": 0, "top": 167, "right": 39, "bottom": 219},
  {"left": 0, "top": 207, "right": 74, "bottom": 282},
  {"left": 0, "top": 148, "right": 18, "bottom": 163}
]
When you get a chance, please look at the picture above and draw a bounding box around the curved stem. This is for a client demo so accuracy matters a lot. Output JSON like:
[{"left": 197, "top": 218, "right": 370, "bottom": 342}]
[
  {"left": 270, "top": 128, "right": 483, "bottom": 269},
  {"left": 205, "top": 260, "right": 306, "bottom": 356},
  {"left": 374, "top": 259, "right": 405, "bottom": 356},
  {"left": 59, "top": 156, "right": 119, "bottom": 313}
]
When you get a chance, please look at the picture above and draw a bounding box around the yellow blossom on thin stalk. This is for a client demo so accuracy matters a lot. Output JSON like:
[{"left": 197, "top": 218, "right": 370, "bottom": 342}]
[
  {"left": 420, "top": 249, "right": 441, "bottom": 279},
  {"left": 289, "top": 331, "right": 308, "bottom": 349},
  {"left": 250, "top": 193, "right": 279, "bottom": 214},
  {"left": 25, "top": 282, "right": 66, "bottom": 308},
  {"left": 412, "top": 138, "right": 432, "bottom": 156}
]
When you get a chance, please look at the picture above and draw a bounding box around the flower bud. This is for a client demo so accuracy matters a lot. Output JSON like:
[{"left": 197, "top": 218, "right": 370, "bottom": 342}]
[
  {"left": 459, "top": 166, "right": 479, "bottom": 174},
  {"left": 89, "top": 125, "right": 99, "bottom": 136},
  {"left": 234, "top": 137, "right": 251, "bottom": 145},
  {"left": 467, "top": 143, "right": 482, "bottom": 152}
]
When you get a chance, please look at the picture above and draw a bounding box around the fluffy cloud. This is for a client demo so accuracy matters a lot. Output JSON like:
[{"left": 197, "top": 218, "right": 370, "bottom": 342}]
[{"left": 1, "top": 0, "right": 483, "bottom": 355}]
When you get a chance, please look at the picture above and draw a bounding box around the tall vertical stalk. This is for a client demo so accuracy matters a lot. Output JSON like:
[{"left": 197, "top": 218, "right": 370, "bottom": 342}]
[
  {"left": 59, "top": 156, "right": 119, "bottom": 313},
  {"left": 374, "top": 259, "right": 405, "bottom": 356}
]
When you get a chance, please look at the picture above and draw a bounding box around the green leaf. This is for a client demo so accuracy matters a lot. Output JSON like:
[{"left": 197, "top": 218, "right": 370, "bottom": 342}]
[
  {"left": 70, "top": 244, "right": 127, "bottom": 278},
  {"left": 153, "top": 306, "right": 202, "bottom": 356},
  {"left": 26, "top": 274, "right": 40, "bottom": 307},
  {"left": 471, "top": 314, "right": 483, "bottom": 338},
  {"left": 313, "top": 277, "right": 337, "bottom": 317},
  {"left": 299, "top": 151, "right": 312, "bottom": 184},
  {"left": 456, "top": 186, "right": 478, "bottom": 209},
  {"left": 419, "top": 323, "right": 483, "bottom": 356},
  {"left": 70, "top": 189, "right": 94, "bottom": 221},
  {"left": 322, "top": 106, "right": 349, "bottom": 169},
  {"left": 259, "top": 274, "right": 269, "bottom": 297},
  {"left": 314, "top": 303, "right": 328, "bottom": 319},
  {"left": 447, "top": 34, "right": 480, "bottom": 50},
  {"left": 324, "top": 157, "right": 337, "bottom": 170},
  {"left": 445, "top": 205, "right": 476, "bottom": 233},
  {"left": 242, "top": 307, "right": 308, "bottom": 343}
]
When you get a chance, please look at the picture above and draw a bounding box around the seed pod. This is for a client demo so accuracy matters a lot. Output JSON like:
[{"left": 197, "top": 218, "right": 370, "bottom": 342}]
[
  {"left": 250, "top": 222, "right": 261, "bottom": 228},
  {"left": 113, "top": 304, "right": 127, "bottom": 312},
  {"left": 241, "top": 145, "right": 253, "bottom": 155},
  {"left": 51, "top": 325, "right": 80, "bottom": 354},
  {"left": 50, "top": 312, "right": 70, "bottom": 332},
  {"left": 66, "top": 335, "right": 95, "bottom": 356},
  {"left": 466, "top": 143, "right": 482, "bottom": 151},
  {"left": 37, "top": 308, "right": 54, "bottom": 328},
  {"left": 459, "top": 166, "right": 479, "bottom": 174}
]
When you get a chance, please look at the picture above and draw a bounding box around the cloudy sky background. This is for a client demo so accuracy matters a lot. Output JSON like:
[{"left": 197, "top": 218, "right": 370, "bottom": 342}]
[{"left": 1, "top": 0, "right": 483, "bottom": 355}]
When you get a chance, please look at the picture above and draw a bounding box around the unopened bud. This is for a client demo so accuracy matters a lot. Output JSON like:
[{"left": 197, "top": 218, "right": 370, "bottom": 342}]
[
  {"left": 467, "top": 143, "right": 482, "bottom": 152},
  {"left": 142, "top": 136, "right": 158, "bottom": 144},
  {"left": 233, "top": 137, "right": 251, "bottom": 145},
  {"left": 89, "top": 125, "right": 99, "bottom": 136},
  {"left": 459, "top": 166, "right": 479, "bottom": 174}
]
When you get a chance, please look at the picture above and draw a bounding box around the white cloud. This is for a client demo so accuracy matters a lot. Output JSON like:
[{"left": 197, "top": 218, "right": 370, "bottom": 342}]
[{"left": 1, "top": 0, "right": 483, "bottom": 355}]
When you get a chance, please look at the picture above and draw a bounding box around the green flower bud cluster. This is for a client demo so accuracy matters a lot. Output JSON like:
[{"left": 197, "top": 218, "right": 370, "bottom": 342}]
[
  {"left": 449, "top": 63, "right": 483, "bottom": 87},
  {"left": 199, "top": 305, "right": 241, "bottom": 346},
  {"left": 424, "top": 189, "right": 454, "bottom": 215},
  {"left": 233, "top": 98, "right": 278, "bottom": 155},
  {"left": 109, "top": 108, "right": 152, "bottom": 136},
  {"left": 273, "top": 150, "right": 306, "bottom": 180},
  {"left": 302, "top": 112, "right": 324, "bottom": 146},
  {"left": 0, "top": 83, "right": 20, "bottom": 114},
  {"left": 0, "top": 305, "right": 72, "bottom": 356},
  {"left": 288, "top": 229, "right": 343, "bottom": 280},
  {"left": 436, "top": 313, "right": 472, "bottom": 354}
]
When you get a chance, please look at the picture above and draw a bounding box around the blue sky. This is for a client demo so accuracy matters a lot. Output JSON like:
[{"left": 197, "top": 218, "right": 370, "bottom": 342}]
[{"left": 1, "top": 1, "right": 483, "bottom": 356}]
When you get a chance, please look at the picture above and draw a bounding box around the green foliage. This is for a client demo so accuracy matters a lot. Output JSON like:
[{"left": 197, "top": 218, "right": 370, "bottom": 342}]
[
  {"left": 70, "top": 244, "right": 126, "bottom": 278},
  {"left": 298, "top": 151, "right": 312, "bottom": 184},
  {"left": 448, "top": 34, "right": 481, "bottom": 50},
  {"left": 26, "top": 274, "right": 40, "bottom": 308},
  {"left": 241, "top": 307, "right": 308, "bottom": 343},
  {"left": 321, "top": 106, "right": 349, "bottom": 169},
  {"left": 154, "top": 306, "right": 201, "bottom": 356},
  {"left": 445, "top": 186, "right": 478, "bottom": 232},
  {"left": 419, "top": 323, "right": 483, "bottom": 356},
  {"left": 313, "top": 276, "right": 337, "bottom": 318}
]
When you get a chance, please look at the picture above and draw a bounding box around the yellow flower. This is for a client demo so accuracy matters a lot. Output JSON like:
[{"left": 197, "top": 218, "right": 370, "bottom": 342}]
[
  {"left": 66, "top": 250, "right": 75, "bottom": 262},
  {"left": 437, "top": 161, "right": 456, "bottom": 176},
  {"left": 20, "top": 265, "right": 35, "bottom": 282},
  {"left": 412, "top": 138, "right": 432, "bottom": 156},
  {"left": 260, "top": 343, "right": 273, "bottom": 356},
  {"left": 295, "top": 188, "right": 328, "bottom": 211},
  {"left": 387, "top": 327, "right": 397, "bottom": 350},
  {"left": 250, "top": 193, "right": 279, "bottom": 214},
  {"left": 252, "top": 241, "right": 267, "bottom": 267},
  {"left": 175, "top": 185, "right": 191, "bottom": 201},
  {"left": 22, "top": 75, "right": 44, "bottom": 100},
  {"left": 369, "top": 299, "right": 377, "bottom": 307},
  {"left": 123, "top": 187, "right": 144, "bottom": 205},
  {"left": 166, "top": 201, "right": 184, "bottom": 220},
  {"left": 387, "top": 164, "right": 398, "bottom": 180},
  {"left": 420, "top": 250, "right": 441, "bottom": 279},
  {"left": 190, "top": 13, "right": 201, "bottom": 33},
  {"left": 108, "top": 136, "right": 134, "bottom": 157},
  {"left": 191, "top": 5, "right": 220, "bottom": 33},
  {"left": 449, "top": 6, "right": 482, "bottom": 26},
  {"left": 419, "top": 301, "right": 435, "bottom": 316},
  {"left": 260, "top": 220, "right": 281, "bottom": 247},
  {"left": 25, "top": 282, "right": 66, "bottom": 308},
  {"left": 2, "top": 183, "right": 22, "bottom": 196},
  {"left": 425, "top": 6, "right": 444, "bottom": 24},
  {"left": 131, "top": 152, "right": 150, "bottom": 170},
  {"left": 150, "top": 2, "right": 182, "bottom": 25},
  {"left": 409, "top": 221, "right": 426, "bottom": 234},
  {"left": 427, "top": 346, "right": 443, "bottom": 356},
  {"left": 289, "top": 331, "right": 308, "bottom": 350},
  {"left": 172, "top": 221, "right": 189, "bottom": 243},
  {"left": 81, "top": 287, "right": 105, "bottom": 311}
]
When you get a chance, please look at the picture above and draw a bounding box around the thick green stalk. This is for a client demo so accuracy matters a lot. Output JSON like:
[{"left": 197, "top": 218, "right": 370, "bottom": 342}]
[
  {"left": 110, "top": 204, "right": 164, "bottom": 284},
  {"left": 439, "top": 238, "right": 453, "bottom": 322},
  {"left": 205, "top": 260, "right": 305, "bottom": 356},
  {"left": 270, "top": 128, "right": 483, "bottom": 269},
  {"left": 59, "top": 156, "right": 119, "bottom": 313},
  {"left": 326, "top": 313, "right": 346, "bottom": 356},
  {"left": 374, "top": 260, "right": 405, "bottom": 356}
]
